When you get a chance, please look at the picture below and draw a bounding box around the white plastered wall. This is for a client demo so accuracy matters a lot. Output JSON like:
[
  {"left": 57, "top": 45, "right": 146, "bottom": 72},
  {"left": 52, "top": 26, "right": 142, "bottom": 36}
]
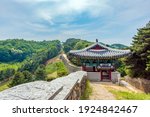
[
  {"left": 111, "top": 71, "right": 121, "bottom": 83},
  {"left": 87, "top": 72, "right": 101, "bottom": 81}
]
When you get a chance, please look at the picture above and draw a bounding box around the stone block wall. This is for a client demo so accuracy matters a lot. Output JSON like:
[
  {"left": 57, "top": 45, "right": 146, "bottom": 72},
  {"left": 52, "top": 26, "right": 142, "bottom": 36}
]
[
  {"left": 125, "top": 76, "right": 150, "bottom": 93},
  {"left": 53, "top": 71, "right": 87, "bottom": 100},
  {"left": 0, "top": 71, "right": 87, "bottom": 100},
  {"left": 60, "top": 54, "right": 81, "bottom": 73}
]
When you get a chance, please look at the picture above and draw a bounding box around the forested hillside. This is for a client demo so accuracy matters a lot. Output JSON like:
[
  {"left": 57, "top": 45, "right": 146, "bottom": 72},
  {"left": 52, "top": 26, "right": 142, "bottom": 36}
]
[
  {"left": 63, "top": 38, "right": 93, "bottom": 53},
  {"left": 0, "top": 39, "right": 61, "bottom": 62},
  {"left": 63, "top": 38, "right": 128, "bottom": 53},
  {"left": 110, "top": 44, "right": 128, "bottom": 49},
  {"left": 0, "top": 38, "right": 130, "bottom": 88},
  {"left": 0, "top": 39, "right": 61, "bottom": 82}
]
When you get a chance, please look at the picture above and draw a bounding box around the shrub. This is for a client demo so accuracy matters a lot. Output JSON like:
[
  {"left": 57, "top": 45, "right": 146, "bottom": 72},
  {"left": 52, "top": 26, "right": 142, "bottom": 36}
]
[{"left": 80, "top": 80, "right": 92, "bottom": 100}]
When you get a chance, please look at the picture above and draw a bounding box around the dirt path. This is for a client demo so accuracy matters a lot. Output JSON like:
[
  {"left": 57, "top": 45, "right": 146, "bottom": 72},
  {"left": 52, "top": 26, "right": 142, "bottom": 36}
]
[
  {"left": 89, "top": 82, "right": 143, "bottom": 100},
  {"left": 89, "top": 82, "right": 116, "bottom": 100}
]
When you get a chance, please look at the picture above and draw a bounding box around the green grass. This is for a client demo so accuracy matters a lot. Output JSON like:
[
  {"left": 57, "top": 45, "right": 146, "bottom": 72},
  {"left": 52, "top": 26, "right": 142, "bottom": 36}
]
[
  {"left": 45, "top": 63, "right": 57, "bottom": 74},
  {"left": 45, "top": 61, "right": 68, "bottom": 81},
  {"left": 80, "top": 80, "right": 92, "bottom": 100},
  {"left": 109, "top": 90, "right": 150, "bottom": 100},
  {"left": 46, "top": 71, "right": 58, "bottom": 81},
  {"left": 0, "top": 62, "right": 22, "bottom": 71},
  {"left": 0, "top": 79, "right": 12, "bottom": 92}
]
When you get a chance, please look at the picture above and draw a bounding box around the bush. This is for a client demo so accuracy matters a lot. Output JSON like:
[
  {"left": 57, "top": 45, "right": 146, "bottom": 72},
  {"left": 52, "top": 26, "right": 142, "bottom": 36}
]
[
  {"left": 57, "top": 69, "right": 68, "bottom": 77},
  {"left": 9, "top": 72, "right": 25, "bottom": 87},
  {"left": 35, "top": 64, "right": 46, "bottom": 81},
  {"left": 80, "top": 80, "right": 92, "bottom": 100}
]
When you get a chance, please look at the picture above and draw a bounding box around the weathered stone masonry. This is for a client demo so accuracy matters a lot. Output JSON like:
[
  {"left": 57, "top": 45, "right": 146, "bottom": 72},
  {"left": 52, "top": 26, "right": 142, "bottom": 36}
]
[
  {"left": 0, "top": 71, "right": 87, "bottom": 100},
  {"left": 125, "top": 76, "right": 150, "bottom": 93}
]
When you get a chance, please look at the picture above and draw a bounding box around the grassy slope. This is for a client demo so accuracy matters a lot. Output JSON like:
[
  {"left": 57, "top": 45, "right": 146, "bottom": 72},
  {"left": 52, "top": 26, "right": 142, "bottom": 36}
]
[
  {"left": 0, "top": 62, "right": 22, "bottom": 71},
  {"left": 0, "top": 79, "right": 12, "bottom": 92},
  {"left": 106, "top": 87, "right": 150, "bottom": 100},
  {"left": 109, "top": 90, "right": 150, "bottom": 100},
  {"left": 45, "top": 60, "right": 68, "bottom": 81}
]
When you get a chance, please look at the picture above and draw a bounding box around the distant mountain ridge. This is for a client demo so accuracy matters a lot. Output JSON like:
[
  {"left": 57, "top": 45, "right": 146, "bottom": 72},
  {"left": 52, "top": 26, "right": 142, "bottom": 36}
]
[
  {"left": 63, "top": 38, "right": 129, "bottom": 53},
  {"left": 110, "top": 44, "right": 128, "bottom": 49}
]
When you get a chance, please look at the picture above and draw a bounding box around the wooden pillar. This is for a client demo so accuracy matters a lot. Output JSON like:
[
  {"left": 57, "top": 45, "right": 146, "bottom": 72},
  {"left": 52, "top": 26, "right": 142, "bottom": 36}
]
[
  {"left": 84, "top": 66, "right": 86, "bottom": 71},
  {"left": 82, "top": 66, "right": 87, "bottom": 71},
  {"left": 100, "top": 70, "right": 103, "bottom": 81},
  {"left": 93, "top": 66, "right": 95, "bottom": 72}
]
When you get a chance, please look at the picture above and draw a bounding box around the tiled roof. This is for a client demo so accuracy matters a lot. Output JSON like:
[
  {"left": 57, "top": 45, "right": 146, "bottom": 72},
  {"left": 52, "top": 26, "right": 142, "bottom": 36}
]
[{"left": 69, "top": 42, "right": 131, "bottom": 59}]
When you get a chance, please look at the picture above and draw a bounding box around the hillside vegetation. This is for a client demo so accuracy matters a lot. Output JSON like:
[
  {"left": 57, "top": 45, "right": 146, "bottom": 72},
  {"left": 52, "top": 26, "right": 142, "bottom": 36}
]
[
  {"left": 124, "top": 21, "right": 150, "bottom": 79},
  {"left": 46, "top": 61, "right": 68, "bottom": 81},
  {"left": 63, "top": 38, "right": 93, "bottom": 53},
  {"left": 63, "top": 38, "right": 128, "bottom": 53},
  {"left": 110, "top": 44, "right": 128, "bottom": 49},
  {"left": 0, "top": 39, "right": 62, "bottom": 86}
]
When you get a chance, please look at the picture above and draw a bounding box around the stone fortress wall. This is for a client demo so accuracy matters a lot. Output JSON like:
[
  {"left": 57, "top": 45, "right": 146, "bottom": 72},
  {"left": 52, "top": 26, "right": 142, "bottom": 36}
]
[
  {"left": 0, "top": 71, "right": 87, "bottom": 100},
  {"left": 125, "top": 76, "right": 150, "bottom": 93},
  {"left": 60, "top": 54, "right": 81, "bottom": 73}
]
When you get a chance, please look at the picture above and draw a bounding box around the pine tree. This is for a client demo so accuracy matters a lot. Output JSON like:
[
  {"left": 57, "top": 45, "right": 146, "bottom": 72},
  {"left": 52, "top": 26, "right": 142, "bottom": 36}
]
[
  {"left": 35, "top": 64, "right": 46, "bottom": 80},
  {"left": 9, "top": 72, "right": 25, "bottom": 87},
  {"left": 22, "top": 71, "right": 33, "bottom": 82},
  {"left": 125, "top": 21, "right": 150, "bottom": 79}
]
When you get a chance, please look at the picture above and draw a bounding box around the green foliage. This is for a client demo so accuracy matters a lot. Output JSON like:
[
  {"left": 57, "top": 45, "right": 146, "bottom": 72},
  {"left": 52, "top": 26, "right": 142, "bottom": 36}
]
[
  {"left": 74, "top": 40, "right": 92, "bottom": 50},
  {"left": 55, "top": 62, "right": 68, "bottom": 77},
  {"left": 80, "top": 80, "right": 92, "bottom": 100},
  {"left": 109, "top": 90, "right": 150, "bottom": 100},
  {"left": 35, "top": 64, "right": 46, "bottom": 81},
  {"left": 63, "top": 38, "right": 92, "bottom": 53},
  {"left": 116, "top": 58, "right": 127, "bottom": 77},
  {"left": 0, "top": 39, "right": 61, "bottom": 62},
  {"left": 46, "top": 72, "right": 57, "bottom": 81},
  {"left": 0, "top": 80, "right": 13, "bottom": 92},
  {"left": 45, "top": 61, "right": 68, "bottom": 81},
  {"left": 110, "top": 44, "right": 128, "bottom": 49},
  {"left": 9, "top": 71, "right": 33, "bottom": 87},
  {"left": 0, "top": 68, "right": 15, "bottom": 81},
  {"left": 63, "top": 38, "right": 81, "bottom": 53},
  {"left": 0, "top": 39, "right": 61, "bottom": 82},
  {"left": 46, "top": 63, "right": 58, "bottom": 74},
  {"left": 19, "top": 40, "right": 61, "bottom": 73},
  {"left": 125, "top": 21, "right": 150, "bottom": 79},
  {"left": 9, "top": 72, "right": 25, "bottom": 87},
  {"left": 22, "top": 71, "right": 33, "bottom": 83},
  {"left": 63, "top": 38, "right": 128, "bottom": 52}
]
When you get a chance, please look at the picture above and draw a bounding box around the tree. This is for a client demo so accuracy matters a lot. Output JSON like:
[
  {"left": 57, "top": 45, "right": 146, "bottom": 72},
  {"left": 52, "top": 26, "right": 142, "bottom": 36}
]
[
  {"left": 56, "top": 62, "right": 68, "bottom": 77},
  {"left": 22, "top": 71, "right": 33, "bottom": 82},
  {"left": 35, "top": 65, "right": 46, "bottom": 80},
  {"left": 125, "top": 21, "right": 150, "bottom": 79},
  {"left": 9, "top": 72, "right": 25, "bottom": 87},
  {"left": 5, "top": 68, "right": 15, "bottom": 78}
]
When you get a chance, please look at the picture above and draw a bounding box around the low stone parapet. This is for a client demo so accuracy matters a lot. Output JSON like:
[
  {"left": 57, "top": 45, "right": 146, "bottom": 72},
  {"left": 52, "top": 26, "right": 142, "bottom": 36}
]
[
  {"left": 0, "top": 71, "right": 87, "bottom": 100},
  {"left": 60, "top": 54, "right": 81, "bottom": 73}
]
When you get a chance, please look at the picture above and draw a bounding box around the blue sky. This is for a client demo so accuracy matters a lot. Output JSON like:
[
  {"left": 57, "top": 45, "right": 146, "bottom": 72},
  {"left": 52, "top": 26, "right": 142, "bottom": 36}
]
[{"left": 0, "top": 0, "right": 150, "bottom": 45}]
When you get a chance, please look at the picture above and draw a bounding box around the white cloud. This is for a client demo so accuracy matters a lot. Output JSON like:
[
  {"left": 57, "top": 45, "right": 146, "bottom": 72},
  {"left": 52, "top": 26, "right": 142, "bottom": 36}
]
[
  {"left": 0, "top": 0, "right": 150, "bottom": 45},
  {"left": 35, "top": 0, "right": 110, "bottom": 24},
  {"left": 15, "top": 0, "right": 61, "bottom": 3}
]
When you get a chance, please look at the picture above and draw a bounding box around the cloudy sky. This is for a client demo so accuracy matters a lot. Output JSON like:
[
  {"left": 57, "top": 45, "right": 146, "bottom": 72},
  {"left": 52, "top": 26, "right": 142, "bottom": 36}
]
[{"left": 0, "top": 0, "right": 150, "bottom": 45}]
